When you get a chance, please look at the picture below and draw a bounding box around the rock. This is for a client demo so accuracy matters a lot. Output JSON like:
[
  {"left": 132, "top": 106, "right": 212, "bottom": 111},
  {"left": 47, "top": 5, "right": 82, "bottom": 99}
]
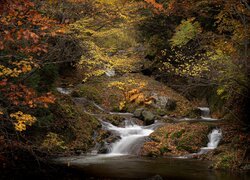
[
  {"left": 151, "top": 93, "right": 176, "bottom": 111},
  {"left": 141, "top": 122, "right": 210, "bottom": 156},
  {"left": 130, "top": 118, "right": 144, "bottom": 126},
  {"left": 165, "top": 98, "right": 177, "bottom": 111},
  {"left": 157, "top": 109, "right": 167, "bottom": 116},
  {"left": 187, "top": 108, "right": 202, "bottom": 118},
  {"left": 134, "top": 108, "right": 144, "bottom": 118},
  {"left": 106, "top": 135, "right": 120, "bottom": 143},
  {"left": 117, "top": 50, "right": 126, "bottom": 54},
  {"left": 142, "top": 110, "right": 155, "bottom": 125},
  {"left": 105, "top": 68, "right": 115, "bottom": 77},
  {"left": 103, "top": 115, "right": 125, "bottom": 126},
  {"left": 98, "top": 143, "right": 110, "bottom": 154}
]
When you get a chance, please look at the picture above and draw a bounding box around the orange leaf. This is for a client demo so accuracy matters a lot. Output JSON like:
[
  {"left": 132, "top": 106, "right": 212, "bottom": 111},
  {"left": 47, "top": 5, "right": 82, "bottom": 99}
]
[{"left": 17, "top": 21, "right": 23, "bottom": 26}]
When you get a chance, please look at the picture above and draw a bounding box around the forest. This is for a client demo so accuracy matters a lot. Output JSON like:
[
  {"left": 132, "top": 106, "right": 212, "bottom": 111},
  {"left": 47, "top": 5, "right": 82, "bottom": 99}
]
[{"left": 0, "top": 0, "right": 249, "bottom": 179}]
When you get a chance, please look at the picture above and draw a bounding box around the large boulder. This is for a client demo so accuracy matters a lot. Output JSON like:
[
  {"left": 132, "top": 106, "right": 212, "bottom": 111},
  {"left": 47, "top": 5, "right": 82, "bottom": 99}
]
[
  {"left": 142, "top": 110, "right": 155, "bottom": 125},
  {"left": 141, "top": 122, "right": 211, "bottom": 157},
  {"left": 134, "top": 108, "right": 155, "bottom": 125},
  {"left": 134, "top": 108, "right": 144, "bottom": 118},
  {"left": 151, "top": 93, "right": 176, "bottom": 111}
]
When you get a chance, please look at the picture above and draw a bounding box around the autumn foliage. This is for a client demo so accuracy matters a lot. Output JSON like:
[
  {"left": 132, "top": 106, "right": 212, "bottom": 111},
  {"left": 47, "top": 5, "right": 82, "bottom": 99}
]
[
  {"left": 142, "top": 0, "right": 250, "bottom": 120},
  {"left": 0, "top": 0, "right": 59, "bottom": 132}
]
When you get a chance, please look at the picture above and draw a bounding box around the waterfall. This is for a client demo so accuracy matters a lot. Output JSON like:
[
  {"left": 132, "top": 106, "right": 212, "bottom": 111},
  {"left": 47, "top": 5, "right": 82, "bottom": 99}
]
[
  {"left": 196, "top": 128, "right": 222, "bottom": 155},
  {"left": 198, "top": 107, "right": 210, "bottom": 118},
  {"left": 202, "top": 129, "right": 222, "bottom": 150},
  {"left": 101, "top": 120, "right": 158, "bottom": 155},
  {"left": 56, "top": 87, "right": 72, "bottom": 95},
  {"left": 198, "top": 107, "right": 217, "bottom": 121},
  {"left": 180, "top": 128, "right": 222, "bottom": 158}
]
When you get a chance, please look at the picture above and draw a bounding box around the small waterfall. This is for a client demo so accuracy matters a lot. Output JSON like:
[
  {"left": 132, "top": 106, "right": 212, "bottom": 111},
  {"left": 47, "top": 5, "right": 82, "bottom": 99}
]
[
  {"left": 197, "top": 129, "right": 222, "bottom": 155},
  {"left": 202, "top": 129, "right": 222, "bottom": 150},
  {"left": 101, "top": 120, "right": 157, "bottom": 155},
  {"left": 56, "top": 87, "right": 72, "bottom": 95},
  {"left": 180, "top": 129, "right": 222, "bottom": 158},
  {"left": 198, "top": 107, "right": 210, "bottom": 118},
  {"left": 198, "top": 107, "right": 217, "bottom": 121}
]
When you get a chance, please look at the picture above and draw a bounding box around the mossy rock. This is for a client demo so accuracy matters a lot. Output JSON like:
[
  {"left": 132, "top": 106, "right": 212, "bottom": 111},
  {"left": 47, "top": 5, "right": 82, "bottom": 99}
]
[
  {"left": 142, "top": 110, "right": 155, "bottom": 125},
  {"left": 213, "top": 152, "right": 234, "bottom": 169},
  {"left": 102, "top": 114, "right": 125, "bottom": 126},
  {"left": 49, "top": 95, "right": 101, "bottom": 153},
  {"left": 142, "top": 122, "right": 210, "bottom": 156},
  {"left": 186, "top": 108, "right": 202, "bottom": 118},
  {"left": 74, "top": 85, "right": 102, "bottom": 104}
]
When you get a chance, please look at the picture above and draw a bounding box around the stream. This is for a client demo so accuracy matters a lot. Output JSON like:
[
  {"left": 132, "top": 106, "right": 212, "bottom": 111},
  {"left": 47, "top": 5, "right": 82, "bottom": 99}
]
[
  {"left": 56, "top": 156, "right": 249, "bottom": 180},
  {"left": 55, "top": 90, "right": 249, "bottom": 179},
  {"left": 56, "top": 120, "right": 229, "bottom": 179}
]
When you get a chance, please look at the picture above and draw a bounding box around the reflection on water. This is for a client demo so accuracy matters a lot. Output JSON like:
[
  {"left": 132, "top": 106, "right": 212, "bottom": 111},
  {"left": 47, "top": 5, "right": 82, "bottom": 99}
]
[{"left": 56, "top": 155, "right": 250, "bottom": 180}]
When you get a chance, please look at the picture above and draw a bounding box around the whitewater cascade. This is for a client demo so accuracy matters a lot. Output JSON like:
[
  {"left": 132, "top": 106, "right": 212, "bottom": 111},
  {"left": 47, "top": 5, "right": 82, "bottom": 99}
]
[
  {"left": 200, "top": 129, "right": 222, "bottom": 151},
  {"left": 56, "top": 87, "right": 72, "bottom": 95},
  {"left": 101, "top": 120, "right": 158, "bottom": 155},
  {"left": 198, "top": 107, "right": 217, "bottom": 121},
  {"left": 180, "top": 128, "right": 222, "bottom": 159}
]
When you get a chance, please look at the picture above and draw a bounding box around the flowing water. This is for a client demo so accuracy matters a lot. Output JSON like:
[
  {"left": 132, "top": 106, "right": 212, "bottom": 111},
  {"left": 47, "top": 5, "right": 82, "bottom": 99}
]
[
  {"left": 198, "top": 107, "right": 218, "bottom": 121},
  {"left": 101, "top": 120, "right": 159, "bottom": 155},
  {"left": 56, "top": 155, "right": 249, "bottom": 180},
  {"left": 56, "top": 87, "right": 72, "bottom": 95},
  {"left": 182, "top": 128, "right": 223, "bottom": 158},
  {"left": 206, "top": 129, "right": 222, "bottom": 149},
  {"left": 177, "top": 107, "right": 219, "bottom": 122},
  {"left": 54, "top": 105, "right": 249, "bottom": 179}
]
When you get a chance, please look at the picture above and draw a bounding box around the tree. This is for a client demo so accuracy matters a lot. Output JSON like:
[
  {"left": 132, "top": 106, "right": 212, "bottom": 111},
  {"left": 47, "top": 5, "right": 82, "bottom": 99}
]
[
  {"left": 0, "top": 0, "right": 59, "bottom": 132},
  {"left": 142, "top": 0, "right": 250, "bottom": 120}
]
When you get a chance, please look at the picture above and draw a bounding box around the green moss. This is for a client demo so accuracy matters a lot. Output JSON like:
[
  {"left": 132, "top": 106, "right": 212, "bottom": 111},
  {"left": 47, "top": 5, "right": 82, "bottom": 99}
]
[
  {"left": 156, "top": 108, "right": 167, "bottom": 116},
  {"left": 171, "top": 129, "right": 185, "bottom": 139},
  {"left": 160, "top": 146, "right": 171, "bottom": 154},
  {"left": 165, "top": 132, "right": 169, "bottom": 139},
  {"left": 176, "top": 145, "right": 193, "bottom": 152},
  {"left": 214, "top": 153, "right": 234, "bottom": 169},
  {"left": 77, "top": 85, "right": 102, "bottom": 103},
  {"left": 60, "top": 103, "right": 78, "bottom": 118}
]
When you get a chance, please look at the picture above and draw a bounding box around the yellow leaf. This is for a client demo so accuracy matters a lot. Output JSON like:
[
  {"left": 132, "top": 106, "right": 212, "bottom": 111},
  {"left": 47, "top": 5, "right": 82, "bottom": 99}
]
[{"left": 17, "top": 21, "right": 23, "bottom": 26}]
